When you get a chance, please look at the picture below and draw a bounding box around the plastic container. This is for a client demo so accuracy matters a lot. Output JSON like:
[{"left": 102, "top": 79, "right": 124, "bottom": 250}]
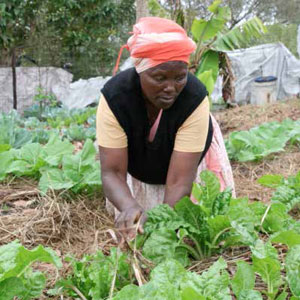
[{"left": 251, "top": 76, "right": 277, "bottom": 105}]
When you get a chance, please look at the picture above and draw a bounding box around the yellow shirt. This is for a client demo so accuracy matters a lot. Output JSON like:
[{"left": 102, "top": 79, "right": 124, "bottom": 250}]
[{"left": 96, "top": 94, "right": 209, "bottom": 152}]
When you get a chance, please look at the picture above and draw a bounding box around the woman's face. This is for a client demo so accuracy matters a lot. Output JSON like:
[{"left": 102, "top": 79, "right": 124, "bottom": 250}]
[{"left": 139, "top": 61, "right": 188, "bottom": 110}]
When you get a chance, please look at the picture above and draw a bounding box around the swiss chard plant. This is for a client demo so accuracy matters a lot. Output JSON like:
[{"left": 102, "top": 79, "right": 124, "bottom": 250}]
[
  {"left": 250, "top": 240, "right": 283, "bottom": 300},
  {"left": 113, "top": 257, "right": 231, "bottom": 300},
  {"left": 141, "top": 171, "right": 258, "bottom": 266},
  {"left": 48, "top": 248, "right": 133, "bottom": 300},
  {"left": 0, "top": 240, "right": 62, "bottom": 300},
  {"left": 226, "top": 119, "right": 300, "bottom": 162},
  {"left": 0, "top": 135, "right": 101, "bottom": 194},
  {"left": 258, "top": 171, "right": 300, "bottom": 212}
]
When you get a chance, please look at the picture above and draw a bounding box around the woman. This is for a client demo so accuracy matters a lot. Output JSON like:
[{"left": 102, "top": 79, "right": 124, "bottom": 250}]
[{"left": 96, "top": 17, "right": 234, "bottom": 240}]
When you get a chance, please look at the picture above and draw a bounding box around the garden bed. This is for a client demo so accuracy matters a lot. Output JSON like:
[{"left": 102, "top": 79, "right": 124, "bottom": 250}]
[{"left": 0, "top": 98, "right": 299, "bottom": 299}]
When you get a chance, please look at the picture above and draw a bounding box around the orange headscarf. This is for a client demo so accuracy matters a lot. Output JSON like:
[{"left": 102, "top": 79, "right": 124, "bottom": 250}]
[{"left": 113, "top": 17, "right": 196, "bottom": 74}]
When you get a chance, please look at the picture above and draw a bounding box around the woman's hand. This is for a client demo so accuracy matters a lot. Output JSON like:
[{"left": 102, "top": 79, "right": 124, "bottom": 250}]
[{"left": 115, "top": 204, "right": 147, "bottom": 241}]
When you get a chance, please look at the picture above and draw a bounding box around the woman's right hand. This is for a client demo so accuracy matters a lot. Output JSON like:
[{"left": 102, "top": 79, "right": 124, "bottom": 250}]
[{"left": 115, "top": 204, "right": 147, "bottom": 241}]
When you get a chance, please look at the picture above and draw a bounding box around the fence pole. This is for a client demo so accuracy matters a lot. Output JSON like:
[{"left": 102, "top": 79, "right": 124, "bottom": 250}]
[{"left": 12, "top": 47, "right": 17, "bottom": 110}]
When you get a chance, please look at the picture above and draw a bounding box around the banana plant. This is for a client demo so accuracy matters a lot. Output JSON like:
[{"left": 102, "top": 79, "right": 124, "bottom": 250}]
[{"left": 190, "top": 0, "right": 267, "bottom": 95}]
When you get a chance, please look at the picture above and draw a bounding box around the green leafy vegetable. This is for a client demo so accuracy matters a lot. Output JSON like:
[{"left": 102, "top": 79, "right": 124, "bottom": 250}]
[
  {"left": 285, "top": 245, "right": 300, "bottom": 298},
  {"left": 50, "top": 248, "right": 132, "bottom": 299},
  {"left": 231, "top": 261, "right": 255, "bottom": 298},
  {"left": 113, "top": 258, "right": 231, "bottom": 300},
  {"left": 142, "top": 171, "right": 258, "bottom": 264},
  {"left": 251, "top": 240, "right": 282, "bottom": 299},
  {"left": 226, "top": 119, "right": 300, "bottom": 162},
  {"left": 258, "top": 171, "right": 300, "bottom": 212},
  {"left": 0, "top": 240, "right": 61, "bottom": 300}
]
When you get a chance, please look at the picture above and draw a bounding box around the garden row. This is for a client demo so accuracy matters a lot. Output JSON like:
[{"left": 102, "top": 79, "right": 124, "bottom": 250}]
[{"left": 1, "top": 170, "right": 300, "bottom": 299}]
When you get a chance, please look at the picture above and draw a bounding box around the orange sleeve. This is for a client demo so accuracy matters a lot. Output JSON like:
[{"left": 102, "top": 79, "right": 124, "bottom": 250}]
[
  {"left": 174, "top": 96, "right": 210, "bottom": 152},
  {"left": 96, "top": 95, "right": 127, "bottom": 148}
]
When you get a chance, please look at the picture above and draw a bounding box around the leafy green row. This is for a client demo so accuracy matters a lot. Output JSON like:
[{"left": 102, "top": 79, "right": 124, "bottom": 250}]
[
  {"left": 24, "top": 103, "right": 97, "bottom": 128},
  {"left": 113, "top": 241, "right": 300, "bottom": 300},
  {"left": 133, "top": 170, "right": 300, "bottom": 299},
  {"left": 0, "top": 135, "right": 101, "bottom": 194},
  {"left": 2, "top": 171, "right": 300, "bottom": 300},
  {"left": 0, "top": 110, "right": 97, "bottom": 151},
  {"left": 50, "top": 239, "right": 300, "bottom": 300},
  {"left": 226, "top": 118, "right": 300, "bottom": 162}
]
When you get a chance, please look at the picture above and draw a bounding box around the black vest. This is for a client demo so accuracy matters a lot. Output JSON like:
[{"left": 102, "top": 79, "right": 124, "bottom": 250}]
[{"left": 101, "top": 68, "right": 211, "bottom": 184}]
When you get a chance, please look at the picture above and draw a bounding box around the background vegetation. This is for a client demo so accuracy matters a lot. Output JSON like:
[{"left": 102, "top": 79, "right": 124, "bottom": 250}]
[{"left": 0, "top": 0, "right": 299, "bottom": 80}]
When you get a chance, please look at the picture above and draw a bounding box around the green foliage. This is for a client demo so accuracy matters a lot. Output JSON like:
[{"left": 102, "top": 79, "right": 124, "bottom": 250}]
[
  {"left": 148, "top": 0, "right": 168, "bottom": 18},
  {"left": 39, "top": 139, "right": 101, "bottom": 194},
  {"left": 189, "top": 0, "right": 266, "bottom": 95},
  {"left": 251, "top": 240, "right": 282, "bottom": 299},
  {"left": 1, "top": 0, "right": 135, "bottom": 79},
  {"left": 0, "top": 0, "right": 40, "bottom": 49},
  {"left": 0, "top": 240, "right": 61, "bottom": 300},
  {"left": 286, "top": 245, "right": 300, "bottom": 298},
  {"left": 253, "top": 23, "right": 299, "bottom": 58},
  {"left": 226, "top": 119, "right": 300, "bottom": 162},
  {"left": 0, "top": 110, "right": 32, "bottom": 149},
  {"left": 231, "top": 261, "right": 258, "bottom": 299},
  {"left": 271, "top": 230, "right": 300, "bottom": 248},
  {"left": 142, "top": 171, "right": 259, "bottom": 264},
  {"left": 49, "top": 248, "right": 132, "bottom": 299},
  {"left": 258, "top": 171, "right": 300, "bottom": 211},
  {"left": 0, "top": 135, "right": 101, "bottom": 194},
  {"left": 63, "top": 124, "right": 96, "bottom": 142},
  {"left": 41, "top": 0, "right": 135, "bottom": 79},
  {"left": 113, "top": 258, "right": 231, "bottom": 300},
  {"left": 213, "top": 17, "right": 266, "bottom": 51}
]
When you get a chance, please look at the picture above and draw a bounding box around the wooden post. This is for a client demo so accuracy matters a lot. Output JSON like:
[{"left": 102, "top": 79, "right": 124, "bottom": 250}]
[{"left": 12, "top": 47, "right": 17, "bottom": 110}]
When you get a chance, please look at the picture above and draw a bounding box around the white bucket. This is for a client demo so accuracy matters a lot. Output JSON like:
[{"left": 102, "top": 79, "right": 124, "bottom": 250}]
[{"left": 251, "top": 80, "right": 277, "bottom": 105}]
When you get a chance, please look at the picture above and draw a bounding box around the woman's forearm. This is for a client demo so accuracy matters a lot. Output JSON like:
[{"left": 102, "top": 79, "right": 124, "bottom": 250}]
[
  {"left": 101, "top": 171, "right": 138, "bottom": 212},
  {"left": 163, "top": 182, "right": 192, "bottom": 207}
]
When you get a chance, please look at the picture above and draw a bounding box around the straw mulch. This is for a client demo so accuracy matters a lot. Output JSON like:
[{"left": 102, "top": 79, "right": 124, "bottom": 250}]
[{"left": 0, "top": 178, "right": 115, "bottom": 256}]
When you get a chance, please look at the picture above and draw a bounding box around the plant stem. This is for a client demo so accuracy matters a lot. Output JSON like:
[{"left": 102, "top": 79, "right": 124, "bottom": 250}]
[
  {"left": 70, "top": 285, "right": 88, "bottom": 300},
  {"left": 177, "top": 243, "right": 201, "bottom": 260},
  {"left": 189, "top": 235, "right": 204, "bottom": 259},
  {"left": 208, "top": 227, "right": 232, "bottom": 257}
]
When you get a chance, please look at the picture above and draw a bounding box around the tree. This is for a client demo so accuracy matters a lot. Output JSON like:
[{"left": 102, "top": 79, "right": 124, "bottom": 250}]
[
  {"left": 44, "top": 0, "right": 136, "bottom": 79},
  {"left": 0, "top": 0, "right": 40, "bottom": 109},
  {"left": 157, "top": 0, "right": 300, "bottom": 32},
  {"left": 136, "top": 0, "right": 149, "bottom": 21},
  {"left": 189, "top": 0, "right": 266, "bottom": 100}
]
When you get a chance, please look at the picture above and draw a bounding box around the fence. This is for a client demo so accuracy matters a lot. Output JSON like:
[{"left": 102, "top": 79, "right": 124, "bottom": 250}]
[{"left": 0, "top": 67, "right": 73, "bottom": 114}]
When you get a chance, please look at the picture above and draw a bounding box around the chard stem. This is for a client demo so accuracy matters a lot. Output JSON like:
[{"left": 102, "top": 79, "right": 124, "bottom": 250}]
[
  {"left": 189, "top": 235, "right": 204, "bottom": 259},
  {"left": 177, "top": 243, "right": 201, "bottom": 260},
  {"left": 209, "top": 227, "right": 232, "bottom": 256}
]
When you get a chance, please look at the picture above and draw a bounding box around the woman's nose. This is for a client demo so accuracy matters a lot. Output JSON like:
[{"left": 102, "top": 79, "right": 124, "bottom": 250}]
[{"left": 163, "top": 80, "right": 176, "bottom": 93}]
